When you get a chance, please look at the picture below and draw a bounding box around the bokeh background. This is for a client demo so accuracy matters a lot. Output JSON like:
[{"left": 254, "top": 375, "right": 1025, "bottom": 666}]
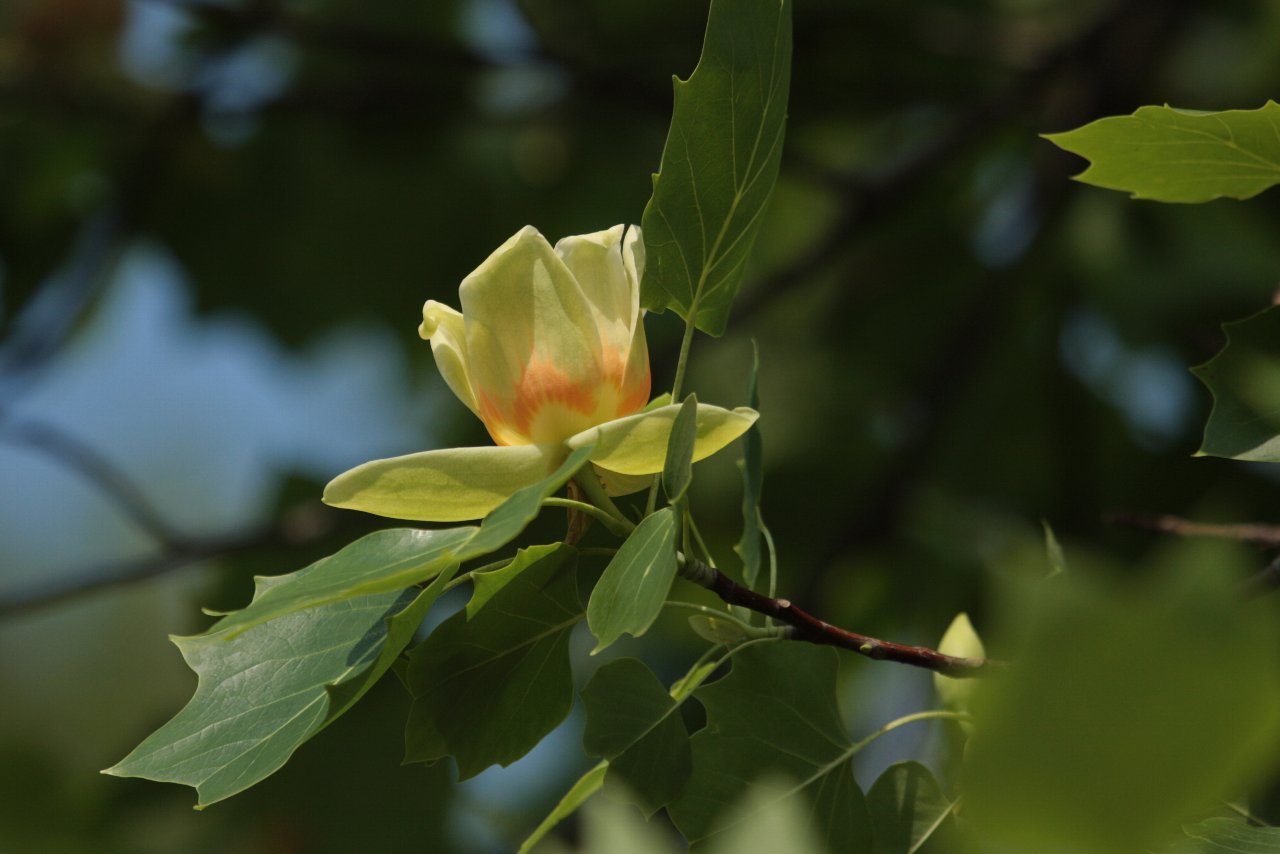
[{"left": 4, "top": 0, "right": 1280, "bottom": 850}]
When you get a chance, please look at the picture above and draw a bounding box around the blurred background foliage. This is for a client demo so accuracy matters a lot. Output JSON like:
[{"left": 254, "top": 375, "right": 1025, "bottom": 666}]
[{"left": 4, "top": 0, "right": 1280, "bottom": 850}]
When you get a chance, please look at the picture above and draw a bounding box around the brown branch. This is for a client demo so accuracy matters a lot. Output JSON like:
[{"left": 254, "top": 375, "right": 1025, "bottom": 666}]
[
  {"left": 1105, "top": 511, "right": 1280, "bottom": 547},
  {"left": 679, "top": 558, "right": 994, "bottom": 678}
]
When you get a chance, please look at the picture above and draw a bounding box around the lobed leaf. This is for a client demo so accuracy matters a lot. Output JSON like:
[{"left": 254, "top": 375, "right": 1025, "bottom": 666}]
[
  {"left": 581, "top": 658, "right": 692, "bottom": 816},
  {"left": 1192, "top": 306, "right": 1280, "bottom": 462},
  {"left": 1044, "top": 102, "right": 1280, "bottom": 203},
  {"left": 104, "top": 579, "right": 447, "bottom": 806},
  {"left": 866, "top": 762, "right": 957, "bottom": 854},
  {"left": 668, "top": 643, "right": 873, "bottom": 850},
  {"left": 404, "top": 544, "right": 582, "bottom": 778},
  {"left": 639, "top": 0, "right": 792, "bottom": 335}
]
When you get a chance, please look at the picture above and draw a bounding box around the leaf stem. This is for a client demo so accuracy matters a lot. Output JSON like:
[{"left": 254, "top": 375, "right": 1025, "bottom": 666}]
[
  {"left": 545, "top": 497, "right": 632, "bottom": 536},
  {"left": 847, "top": 710, "right": 971, "bottom": 758},
  {"left": 571, "top": 473, "right": 636, "bottom": 535}
]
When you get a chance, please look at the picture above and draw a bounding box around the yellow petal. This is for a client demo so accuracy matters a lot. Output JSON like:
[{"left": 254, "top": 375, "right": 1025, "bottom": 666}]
[
  {"left": 568, "top": 404, "right": 759, "bottom": 476},
  {"left": 419, "top": 300, "right": 479, "bottom": 416},
  {"left": 461, "top": 226, "right": 609, "bottom": 445},
  {"left": 554, "top": 225, "right": 634, "bottom": 356},
  {"left": 323, "top": 444, "right": 566, "bottom": 522}
]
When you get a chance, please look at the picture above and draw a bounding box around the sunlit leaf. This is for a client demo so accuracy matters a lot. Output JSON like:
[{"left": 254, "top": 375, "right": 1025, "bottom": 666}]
[
  {"left": 404, "top": 544, "right": 581, "bottom": 778},
  {"left": 582, "top": 658, "right": 692, "bottom": 815},
  {"left": 1192, "top": 306, "right": 1280, "bottom": 462},
  {"left": 932, "top": 613, "right": 985, "bottom": 717},
  {"left": 568, "top": 403, "right": 758, "bottom": 476},
  {"left": 104, "top": 580, "right": 445, "bottom": 806},
  {"left": 866, "top": 762, "right": 957, "bottom": 854},
  {"left": 963, "top": 567, "right": 1280, "bottom": 853},
  {"left": 1044, "top": 102, "right": 1280, "bottom": 203},
  {"left": 668, "top": 643, "right": 873, "bottom": 850},
  {"left": 640, "top": 0, "right": 792, "bottom": 335},
  {"left": 705, "top": 777, "right": 830, "bottom": 854},
  {"left": 587, "top": 507, "right": 679, "bottom": 653}
]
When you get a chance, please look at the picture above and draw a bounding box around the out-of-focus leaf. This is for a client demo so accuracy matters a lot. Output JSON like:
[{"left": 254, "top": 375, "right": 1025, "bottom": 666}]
[
  {"left": 688, "top": 614, "right": 752, "bottom": 644},
  {"left": 104, "top": 580, "right": 444, "bottom": 806},
  {"left": 663, "top": 394, "right": 699, "bottom": 503},
  {"left": 403, "top": 544, "right": 581, "bottom": 778},
  {"left": 866, "top": 762, "right": 957, "bottom": 854},
  {"left": 669, "top": 643, "right": 872, "bottom": 850},
  {"left": 587, "top": 507, "right": 679, "bottom": 653},
  {"left": 963, "top": 567, "right": 1280, "bottom": 853},
  {"left": 1192, "top": 306, "right": 1280, "bottom": 462},
  {"left": 517, "top": 761, "right": 607, "bottom": 854},
  {"left": 932, "top": 612, "right": 985, "bottom": 717},
  {"left": 1042, "top": 520, "right": 1068, "bottom": 576},
  {"left": 640, "top": 0, "right": 792, "bottom": 335},
  {"left": 705, "top": 777, "right": 829, "bottom": 854},
  {"left": 582, "top": 658, "right": 692, "bottom": 815},
  {"left": 1044, "top": 103, "right": 1280, "bottom": 203},
  {"left": 1164, "top": 817, "right": 1280, "bottom": 853},
  {"left": 735, "top": 343, "right": 764, "bottom": 587}
]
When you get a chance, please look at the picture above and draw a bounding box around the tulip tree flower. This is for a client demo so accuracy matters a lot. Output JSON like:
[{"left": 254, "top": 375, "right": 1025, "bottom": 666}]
[{"left": 324, "top": 224, "right": 758, "bottom": 522}]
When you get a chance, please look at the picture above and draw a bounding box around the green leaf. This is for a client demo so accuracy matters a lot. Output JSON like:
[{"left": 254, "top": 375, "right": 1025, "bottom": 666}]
[
  {"left": 688, "top": 614, "right": 752, "bottom": 644},
  {"left": 404, "top": 544, "right": 582, "bottom": 778},
  {"left": 639, "top": 0, "right": 792, "bottom": 335},
  {"left": 1043, "top": 102, "right": 1280, "bottom": 203},
  {"left": 562, "top": 792, "right": 680, "bottom": 854},
  {"left": 932, "top": 613, "right": 985, "bottom": 717},
  {"left": 866, "top": 762, "right": 957, "bottom": 854},
  {"left": 205, "top": 527, "right": 473, "bottom": 638},
  {"left": 587, "top": 507, "right": 679, "bottom": 653},
  {"left": 582, "top": 658, "right": 692, "bottom": 816},
  {"left": 517, "top": 761, "right": 607, "bottom": 854},
  {"left": 735, "top": 342, "right": 764, "bottom": 587},
  {"left": 669, "top": 643, "right": 873, "bottom": 850},
  {"left": 104, "top": 579, "right": 445, "bottom": 806},
  {"left": 210, "top": 446, "right": 594, "bottom": 637},
  {"left": 663, "top": 394, "right": 699, "bottom": 504},
  {"left": 1164, "top": 817, "right": 1280, "bottom": 853},
  {"left": 963, "top": 567, "right": 1280, "bottom": 853},
  {"left": 1192, "top": 306, "right": 1280, "bottom": 462}
]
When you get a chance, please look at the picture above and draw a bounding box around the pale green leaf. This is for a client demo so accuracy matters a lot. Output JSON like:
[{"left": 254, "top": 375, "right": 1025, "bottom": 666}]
[
  {"left": 1192, "top": 306, "right": 1280, "bottom": 462},
  {"left": 1165, "top": 817, "right": 1280, "bottom": 853},
  {"left": 568, "top": 403, "right": 758, "bottom": 476},
  {"left": 1042, "top": 520, "right": 1067, "bottom": 576},
  {"left": 688, "top": 614, "right": 752, "bottom": 644},
  {"left": 323, "top": 442, "right": 566, "bottom": 522},
  {"left": 517, "top": 761, "right": 607, "bottom": 854},
  {"left": 866, "top": 762, "right": 957, "bottom": 854},
  {"left": 587, "top": 508, "right": 679, "bottom": 653},
  {"left": 1044, "top": 102, "right": 1280, "bottom": 203},
  {"left": 705, "top": 777, "right": 830, "bottom": 854},
  {"left": 735, "top": 343, "right": 764, "bottom": 587},
  {"left": 104, "top": 580, "right": 444, "bottom": 806},
  {"left": 582, "top": 658, "right": 692, "bottom": 816},
  {"left": 639, "top": 0, "right": 792, "bottom": 335},
  {"left": 663, "top": 394, "right": 699, "bottom": 504},
  {"left": 404, "top": 544, "right": 581, "bottom": 778},
  {"left": 669, "top": 643, "right": 873, "bottom": 850}
]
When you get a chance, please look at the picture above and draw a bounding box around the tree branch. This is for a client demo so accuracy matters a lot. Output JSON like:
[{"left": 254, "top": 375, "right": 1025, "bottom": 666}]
[
  {"left": 678, "top": 557, "right": 995, "bottom": 678},
  {"left": 1105, "top": 511, "right": 1280, "bottom": 547}
]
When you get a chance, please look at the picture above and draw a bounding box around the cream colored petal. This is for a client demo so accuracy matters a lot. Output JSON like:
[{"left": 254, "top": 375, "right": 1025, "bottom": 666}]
[
  {"left": 622, "top": 224, "right": 645, "bottom": 319},
  {"left": 419, "top": 300, "right": 479, "bottom": 416},
  {"left": 461, "top": 226, "right": 608, "bottom": 445},
  {"left": 323, "top": 444, "right": 566, "bottom": 522},
  {"left": 567, "top": 404, "right": 759, "bottom": 476},
  {"left": 553, "top": 224, "right": 632, "bottom": 351}
]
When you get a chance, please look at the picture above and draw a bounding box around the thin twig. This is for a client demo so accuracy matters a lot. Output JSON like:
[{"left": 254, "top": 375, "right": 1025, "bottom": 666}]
[
  {"left": 678, "top": 557, "right": 995, "bottom": 678},
  {"left": 1105, "top": 511, "right": 1280, "bottom": 547}
]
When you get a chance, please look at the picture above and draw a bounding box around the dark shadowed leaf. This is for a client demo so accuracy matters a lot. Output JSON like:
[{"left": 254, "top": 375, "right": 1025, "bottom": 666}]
[
  {"left": 663, "top": 394, "right": 699, "bottom": 504},
  {"left": 668, "top": 643, "right": 872, "bottom": 850},
  {"left": 735, "top": 343, "right": 764, "bottom": 587},
  {"left": 582, "top": 658, "right": 692, "bottom": 815},
  {"left": 1164, "top": 817, "right": 1280, "bottom": 853},
  {"left": 866, "top": 762, "right": 957, "bottom": 854},
  {"left": 404, "top": 544, "right": 581, "bottom": 778},
  {"left": 1192, "top": 307, "right": 1280, "bottom": 462}
]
